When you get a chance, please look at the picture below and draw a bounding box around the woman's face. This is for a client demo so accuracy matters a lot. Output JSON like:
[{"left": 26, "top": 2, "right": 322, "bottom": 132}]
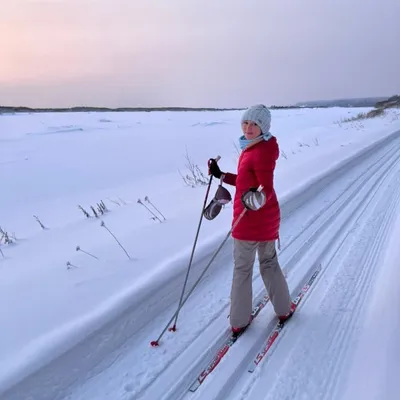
[{"left": 242, "top": 120, "right": 261, "bottom": 140}]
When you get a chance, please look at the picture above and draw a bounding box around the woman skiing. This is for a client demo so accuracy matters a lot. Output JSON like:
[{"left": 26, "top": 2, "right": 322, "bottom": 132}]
[{"left": 208, "top": 104, "right": 294, "bottom": 337}]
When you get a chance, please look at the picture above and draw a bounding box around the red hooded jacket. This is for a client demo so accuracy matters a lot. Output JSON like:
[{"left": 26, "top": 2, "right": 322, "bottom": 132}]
[{"left": 223, "top": 136, "right": 280, "bottom": 242}]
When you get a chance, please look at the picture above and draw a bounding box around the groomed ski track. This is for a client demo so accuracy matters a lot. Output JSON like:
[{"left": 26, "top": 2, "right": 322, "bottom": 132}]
[
  {"left": 2, "top": 129, "right": 400, "bottom": 400},
  {"left": 187, "top": 130, "right": 400, "bottom": 400}
]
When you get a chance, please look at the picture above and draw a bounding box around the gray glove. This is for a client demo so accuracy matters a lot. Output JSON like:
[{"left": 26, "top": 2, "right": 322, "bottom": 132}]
[{"left": 241, "top": 188, "right": 266, "bottom": 211}]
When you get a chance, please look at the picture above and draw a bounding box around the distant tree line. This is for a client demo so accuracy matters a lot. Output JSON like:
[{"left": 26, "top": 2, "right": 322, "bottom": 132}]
[{"left": 1, "top": 95, "right": 399, "bottom": 114}]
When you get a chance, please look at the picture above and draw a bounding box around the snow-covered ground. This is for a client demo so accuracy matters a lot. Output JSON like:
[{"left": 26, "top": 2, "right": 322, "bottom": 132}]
[
  {"left": 1, "top": 107, "right": 400, "bottom": 400},
  {"left": 342, "top": 208, "right": 400, "bottom": 400}
]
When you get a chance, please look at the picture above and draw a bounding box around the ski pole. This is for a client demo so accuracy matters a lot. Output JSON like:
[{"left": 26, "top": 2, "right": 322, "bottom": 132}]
[
  {"left": 151, "top": 205, "right": 249, "bottom": 347},
  {"left": 168, "top": 155, "right": 221, "bottom": 332},
  {"left": 150, "top": 185, "right": 263, "bottom": 346}
]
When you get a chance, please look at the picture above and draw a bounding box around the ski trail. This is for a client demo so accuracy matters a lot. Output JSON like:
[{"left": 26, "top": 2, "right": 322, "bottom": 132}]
[
  {"left": 135, "top": 135, "right": 400, "bottom": 400},
  {"left": 279, "top": 141, "right": 399, "bottom": 277},
  {"left": 342, "top": 206, "right": 400, "bottom": 400},
  {"left": 319, "top": 187, "right": 400, "bottom": 400},
  {"left": 234, "top": 140, "right": 400, "bottom": 400},
  {"left": 185, "top": 133, "right": 400, "bottom": 400}
]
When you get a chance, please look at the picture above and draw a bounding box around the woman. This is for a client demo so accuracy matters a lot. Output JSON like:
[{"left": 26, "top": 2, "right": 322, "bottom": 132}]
[{"left": 208, "top": 104, "right": 294, "bottom": 337}]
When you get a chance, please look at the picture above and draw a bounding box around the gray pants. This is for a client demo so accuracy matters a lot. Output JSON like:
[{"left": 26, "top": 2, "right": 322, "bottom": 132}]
[{"left": 230, "top": 239, "right": 291, "bottom": 328}]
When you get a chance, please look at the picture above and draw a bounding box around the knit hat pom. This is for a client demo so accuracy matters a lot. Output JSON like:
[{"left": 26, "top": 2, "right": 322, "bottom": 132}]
[{"left": 241, "top": 104, "right": 271, "bottom": 134}]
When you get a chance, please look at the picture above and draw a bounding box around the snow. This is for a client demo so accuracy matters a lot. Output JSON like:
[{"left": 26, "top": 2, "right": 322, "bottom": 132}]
[
  {"left": 342, "top": 205, "right": 400, "bottom": 400},
  {"left": 225, "top": 135, "right": 400, "bottom": 400},
  {"left": 1, "top": 107, "right": 400, "bottom": 399}
]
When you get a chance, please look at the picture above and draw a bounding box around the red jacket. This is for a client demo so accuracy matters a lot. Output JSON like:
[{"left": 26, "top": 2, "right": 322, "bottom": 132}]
[{"left": 223, "top": 136, "right": 280, "bottom": 242}]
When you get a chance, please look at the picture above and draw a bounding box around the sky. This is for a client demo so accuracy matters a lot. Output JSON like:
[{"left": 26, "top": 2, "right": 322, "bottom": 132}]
[{"left": 1, "top": 0, "right": 399, "bottom": 108}]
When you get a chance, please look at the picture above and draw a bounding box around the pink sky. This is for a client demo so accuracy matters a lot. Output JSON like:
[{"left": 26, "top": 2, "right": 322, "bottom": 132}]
[{"left": 1, "top": 0, "right": 399, "bottom": 108}]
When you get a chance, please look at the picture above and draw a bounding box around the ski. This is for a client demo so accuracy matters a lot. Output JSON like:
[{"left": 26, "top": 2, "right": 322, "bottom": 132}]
[
  {"left": 248, "top": 265, "right": 322, "bottom": 373},
  {"left": 188, "top": 293, "right": 270, "bottom": 392}
]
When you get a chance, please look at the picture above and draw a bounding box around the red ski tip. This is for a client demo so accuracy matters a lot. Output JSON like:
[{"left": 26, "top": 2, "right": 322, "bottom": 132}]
[
  {"left": 168, "top": 325, "right": 177, "bottom": 332},
  {"left": 150, "top": 340, "right": 159, "bottom": 347}
]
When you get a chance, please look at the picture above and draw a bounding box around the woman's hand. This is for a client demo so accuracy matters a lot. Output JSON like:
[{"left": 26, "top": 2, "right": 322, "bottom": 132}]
[
  {"left": 241, "top": 187, "right": 266, "bottom": 210},
  {"left": 208, "top": 158, "right": 223, "bottom": 178}
]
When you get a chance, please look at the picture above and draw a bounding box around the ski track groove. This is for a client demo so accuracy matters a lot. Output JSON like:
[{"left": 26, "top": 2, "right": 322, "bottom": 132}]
[
  {"left": 178, "top": 136, "right": 400, "bottom": 400},
  {"left": 320, "top": 174, "right": 400, "bottom": 400},
  {"left": 279, "top": 143, "right": 399, "bottom": 279},
  {"left": 191, "top": 134, "right": 400, "bottom": 400},
  {"left": 239, "top": 139, "right": 400, "bottom": 400},
  {"left": 311, "top": 169, "right": 400, "bottom": 400},
  {"left": 135, "top": 142, "right": 400, "bottom": 400},
  {"left": 232, "top": 139, "right": 392, "bottom": 317},
  {"left": 138, "top": 155, "right": 395, "bottom": 399},
  {"left": 245, "top": 135, "right": 400, "bottom": 332}
]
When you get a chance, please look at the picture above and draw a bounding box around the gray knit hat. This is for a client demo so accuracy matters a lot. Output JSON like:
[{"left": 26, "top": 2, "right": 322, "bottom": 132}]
[{"left": 241, "top": 104, "right": 271, "bottom": 134}]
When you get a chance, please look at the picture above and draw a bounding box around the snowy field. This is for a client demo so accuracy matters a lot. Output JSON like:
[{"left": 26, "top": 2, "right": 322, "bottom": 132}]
[{"left": 1, "top": 107, "right": 400, "bottom": 400}]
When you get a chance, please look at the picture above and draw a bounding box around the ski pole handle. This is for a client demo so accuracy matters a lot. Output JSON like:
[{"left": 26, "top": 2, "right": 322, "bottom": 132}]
[
  {"left": 211, "top": 155, "right": 221, "bottom": 164},
  {"left": 207, "top": 155, "right": 221, "bottom": 176},
  {"left": 208, "top": 155, "right": 221, "bottom": 163}
]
